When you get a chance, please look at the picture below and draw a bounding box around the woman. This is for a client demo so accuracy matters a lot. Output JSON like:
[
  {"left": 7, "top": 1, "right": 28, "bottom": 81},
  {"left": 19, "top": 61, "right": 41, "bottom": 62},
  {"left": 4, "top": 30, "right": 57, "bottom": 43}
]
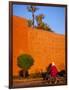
[{"left": 50, "top": 62, "right": 58, "bottom": 84}]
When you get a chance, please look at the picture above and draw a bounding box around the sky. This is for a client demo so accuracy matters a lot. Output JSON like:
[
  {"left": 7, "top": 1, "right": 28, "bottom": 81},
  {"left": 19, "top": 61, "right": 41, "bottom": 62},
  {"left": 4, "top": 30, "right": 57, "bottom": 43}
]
[{"left": 13, "top": 4, "right": 65, "bottom": 34}]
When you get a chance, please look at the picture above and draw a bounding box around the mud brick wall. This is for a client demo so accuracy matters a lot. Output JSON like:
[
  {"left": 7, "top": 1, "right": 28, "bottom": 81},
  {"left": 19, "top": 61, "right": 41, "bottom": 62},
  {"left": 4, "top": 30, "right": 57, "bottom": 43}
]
[{"left": 13, "top": 16, "right": 65, "bottom": 76}]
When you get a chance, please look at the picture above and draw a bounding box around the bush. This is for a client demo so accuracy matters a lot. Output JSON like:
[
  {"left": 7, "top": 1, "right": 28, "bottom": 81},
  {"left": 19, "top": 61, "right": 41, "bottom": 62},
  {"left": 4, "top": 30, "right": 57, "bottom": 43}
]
[
  {"left": 36, "top": 22, "right": 53, "bottom": 32},
  {"left": 41, "top": 23, "right": 53, "bottom": 32},
  {"left": 17, "top": 54, "right": 34, "bottom": 78},
  {"left": 28, "top": 19, "right": 33, "bottom": 27},
  {"left": 58, "top": 70, "right": 66, "bottom": 77}
]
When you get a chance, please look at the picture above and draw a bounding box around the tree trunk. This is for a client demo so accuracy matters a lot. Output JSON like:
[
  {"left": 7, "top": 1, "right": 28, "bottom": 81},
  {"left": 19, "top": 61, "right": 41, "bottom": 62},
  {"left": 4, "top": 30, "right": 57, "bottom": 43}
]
[
  {"left": 23, "top": 70, "right": 26, "bottom": 78},
  {"left": 32, "top": 11, "right": 34, "bottom": 28}
]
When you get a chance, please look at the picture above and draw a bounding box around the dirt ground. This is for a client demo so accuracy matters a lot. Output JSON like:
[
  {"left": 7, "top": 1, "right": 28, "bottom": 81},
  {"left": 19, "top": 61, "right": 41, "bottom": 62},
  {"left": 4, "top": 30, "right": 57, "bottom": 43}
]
[{"left": 13, "top": 77, "right": 66, "bottom": 88}]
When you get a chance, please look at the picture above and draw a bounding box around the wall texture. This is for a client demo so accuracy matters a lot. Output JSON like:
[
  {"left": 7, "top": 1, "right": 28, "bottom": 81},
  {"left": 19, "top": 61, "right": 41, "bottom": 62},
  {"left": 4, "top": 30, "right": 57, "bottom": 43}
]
[{"left": 13, "top": 16, "right": 65, "bottom": 76}]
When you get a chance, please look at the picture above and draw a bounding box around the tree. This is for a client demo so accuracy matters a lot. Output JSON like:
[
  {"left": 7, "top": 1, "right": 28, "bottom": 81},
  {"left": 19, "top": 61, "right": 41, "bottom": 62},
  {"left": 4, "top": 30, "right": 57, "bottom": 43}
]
[
  {"left": 27, "top": 5, "right": 38, "bottom": 27},
  {"left": 17, "top": 54, "right": 34, "bottom": 78},
  {"left": 36, "top": 14, "right": 44, "bottom": 28},
  {"left": 36, "top": 14, "right": 53, "bottom": 32}
]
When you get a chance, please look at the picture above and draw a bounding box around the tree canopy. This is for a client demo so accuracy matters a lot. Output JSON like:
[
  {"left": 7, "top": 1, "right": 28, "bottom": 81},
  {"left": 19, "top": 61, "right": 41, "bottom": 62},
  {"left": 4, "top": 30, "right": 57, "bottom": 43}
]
[{"left": 17, "top": 54, "right": 34, "bottom": 70}]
